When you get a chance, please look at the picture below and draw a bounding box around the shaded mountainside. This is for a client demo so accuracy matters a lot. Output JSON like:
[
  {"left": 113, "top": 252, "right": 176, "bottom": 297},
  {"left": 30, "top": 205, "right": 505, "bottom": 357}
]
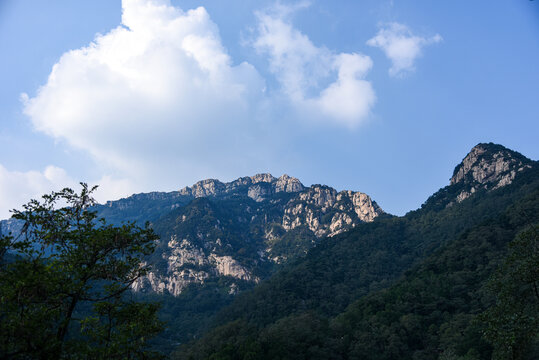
[
  {"left": 0, "top": 218, "right": 23, "bottom": 239},
  {"left": 173, "top": 143, "right": 538, "bottom": 359}
]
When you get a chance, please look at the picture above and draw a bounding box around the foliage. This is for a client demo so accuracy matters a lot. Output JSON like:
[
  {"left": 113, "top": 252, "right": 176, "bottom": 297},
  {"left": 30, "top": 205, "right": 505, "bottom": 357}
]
[
  {"left": 0, "top": 184, "right": 163, "bottom": 359},
  {"left": 138, "top": 278, "right": 256, "bottom": 354},
  {"left": 480, "top": 225, "right": 539, "bottom": 360}
]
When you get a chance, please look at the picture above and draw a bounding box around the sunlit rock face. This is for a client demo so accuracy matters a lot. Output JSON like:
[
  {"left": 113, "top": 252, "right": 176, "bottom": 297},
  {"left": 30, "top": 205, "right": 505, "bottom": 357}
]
[
  {"left": 450, "top": 143, "right": 533, "bottom": 202},
  {"left": 124, "top": 174, "right": 383, "bottom": 296},
  {"left": 274, "top": 174, "right": 305, "bottom": 193},
  {"left": 178, "top": 173, "right": 305, "bottom": 201},
  {"left": 282, "top": 185, "right": 383, "bottom": 237},
  {"left": 132, "top": 236, "right": 256, "bottom": 296}
]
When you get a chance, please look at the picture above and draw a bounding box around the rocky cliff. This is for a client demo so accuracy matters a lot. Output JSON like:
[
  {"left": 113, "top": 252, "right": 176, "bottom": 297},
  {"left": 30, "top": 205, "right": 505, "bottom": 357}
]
[
  {"left": 128, "top": 174, "right": 383, "bottom": 296},
  {"left": 282, "top": 185, "right": 382, "bottom": 237},
  {"left": 450, "top": 143, "right": 534, "bottom": 202},
  {"left": 178, "top": 173, "right": 305, "bottom": 201},
  {"left": 132, "top": 235, "right": 257, "bottom": 296}
]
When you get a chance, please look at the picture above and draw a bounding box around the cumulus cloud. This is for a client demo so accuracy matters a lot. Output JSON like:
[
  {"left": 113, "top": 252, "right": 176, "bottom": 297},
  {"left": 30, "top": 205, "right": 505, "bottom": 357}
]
[
  {"left": 253, "top": 3, "right": 376, "bottom": 127},
  {"left": 367, "top": 22, "right": 441, "bottom": 77},
  {"left": 23, "top": 0, "right": 267, "bottom": 188},
  {"left": 18, "top": 0, "right": 378, "bottom": 211}
]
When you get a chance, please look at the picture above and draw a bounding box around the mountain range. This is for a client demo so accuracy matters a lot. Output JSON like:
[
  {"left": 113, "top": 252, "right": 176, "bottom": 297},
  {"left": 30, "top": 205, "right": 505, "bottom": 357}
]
[
  {"left": 1, "top": 142, "right": 537, "bottom": 359},
  {"left": 169, "top": 142, "right": 537, "bottom": 359}
]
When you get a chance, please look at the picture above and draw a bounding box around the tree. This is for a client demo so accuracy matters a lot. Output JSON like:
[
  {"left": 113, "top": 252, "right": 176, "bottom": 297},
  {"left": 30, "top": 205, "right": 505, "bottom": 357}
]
[
  {"left": 0, "top": 184, "right": 163, "bottom": 359},
  {"left": 480, "top": 225, "right": 539, "bottom": 360}
]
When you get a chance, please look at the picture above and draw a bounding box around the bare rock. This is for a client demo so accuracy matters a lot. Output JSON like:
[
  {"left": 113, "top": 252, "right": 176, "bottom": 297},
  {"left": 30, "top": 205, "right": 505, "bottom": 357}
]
[{"left": 450, "top": 143, "right": 533, "bottom": 202}]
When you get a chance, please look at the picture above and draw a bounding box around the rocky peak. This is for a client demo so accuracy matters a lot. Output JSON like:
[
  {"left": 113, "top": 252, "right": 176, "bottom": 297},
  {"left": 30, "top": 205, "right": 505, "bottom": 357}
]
[
  {"left": 179, "top": 173, "right": 305, "bottom": 201},
  {"left": 227, "top": 173, "right": 274, "bottom": 189},
  {"left": 298, "top": 185, "right": 338, "bottom": 208},
  {"left": 246, "top": 174, "right": 305, "bottom": 201},
  {"left": 450, "top": 143, "right": 534, "bottom": 202},
  {"left": 250, "top": 173, "right": 276, "bottom": 184},
  {"left": 124, "top": 173, "right": 384, "bottom": 296},
  {"left": 179, "top": 179, "right": 226, "bottom": 197},
  {"left": 275, "top": 174, "right": 305, "bottom": 193},
  {"left": 341, "top": 190, "right": 383, "bottom": 223},
  {"left": 283, "top": 185, "right": 384, "bottom": 237}
]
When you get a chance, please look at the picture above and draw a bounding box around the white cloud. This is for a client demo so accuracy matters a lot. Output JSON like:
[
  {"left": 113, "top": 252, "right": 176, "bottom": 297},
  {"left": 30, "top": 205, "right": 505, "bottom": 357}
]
[
  {"left": 253, "top": 3, "right": 376, "bottom": 127},
  {"left": 18, "top": 0, "right": 379, "bottom": 211},
  {"left": 92, "top": 175, "right": 138, "bottom": 204},
  {"left": 0, "top": 164, "right": 137, "bottom": 219},
  {"left": 0, "top": 165, "right": 77, "bottom": 219},
  {"left": 22, "top": 0, "right": 267, "bottom": 189},
  {"left": 367, "top": 22, "right": 441, "bottom": 77},
  {"left": 314, "top": 53, "right": 375, "bottom": 122}
]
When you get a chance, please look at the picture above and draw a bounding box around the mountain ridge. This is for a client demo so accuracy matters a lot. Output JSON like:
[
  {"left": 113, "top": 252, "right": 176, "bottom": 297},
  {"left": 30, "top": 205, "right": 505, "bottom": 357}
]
[
  {"left": 1, "top": 142, "right": 537, "bottom": 354},
  {"left": 129, "top": 173, "right": 384, "bottom": 297},
  {"left": 173, "top": 143, "right": 539, "bottom": 359}
]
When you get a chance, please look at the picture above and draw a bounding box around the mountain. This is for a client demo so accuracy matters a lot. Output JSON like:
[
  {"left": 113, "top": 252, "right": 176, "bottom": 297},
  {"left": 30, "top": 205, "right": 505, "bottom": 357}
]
[
  {"left": 100, "top": 173, "right": 384, "bottom": 349},
  {"left": 450, "top": 142, "right": 533, "bottom": 202},
  {"left": 2, "top": 142, "right": 536, "bottom": 357},
  {"left": 0, "top": 172, "right": 384, "bottom": 350},
  {"left": 0, "top": 218, "right": 23, "bottom": 239},
  {"left": 172, "top": 143, "right": 538, "bottom": 359},
  {"left": 95, "top": 173, "right": 384, "bottom": 297},
  {"left": 2, "top": 173, "right": 383, "bottom": 287}
]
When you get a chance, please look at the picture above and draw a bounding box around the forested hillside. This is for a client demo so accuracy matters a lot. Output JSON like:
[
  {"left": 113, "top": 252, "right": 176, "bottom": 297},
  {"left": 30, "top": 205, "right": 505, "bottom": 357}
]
[{"left": 173, "top": 144, "right": 538, "bottom": 359}]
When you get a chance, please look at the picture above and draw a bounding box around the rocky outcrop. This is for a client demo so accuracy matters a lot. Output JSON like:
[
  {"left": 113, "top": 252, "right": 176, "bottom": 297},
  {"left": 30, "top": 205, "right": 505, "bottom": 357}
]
[
  {"left": 250, "top": 173, "right": 275, "bottom": 184},
  {"left": 179, "top": 179, "right": 226, "bottom": 197},
  {"left": 178, "top": 173, "right": 304, "bottom": 200},
  {"left": 247, "top": 183, "right": 272, "bottom": 202},
  {"left": 282, "top": 185, "right": 383, "bottom": 237},
  {"left": 209, "top": 254, "right": 258, "bottom": 282},
  {"left": 132, "top": 235, "right": 256, "bottom": 296},
  {"left": 297, "top": 186, "right": 337, "bottom": 208},
  {"left": 274, "top": 174, "right": 304, "bottom": 193},
  {"left": 450, "top": 143, "right": 533, "bottom": 202}
]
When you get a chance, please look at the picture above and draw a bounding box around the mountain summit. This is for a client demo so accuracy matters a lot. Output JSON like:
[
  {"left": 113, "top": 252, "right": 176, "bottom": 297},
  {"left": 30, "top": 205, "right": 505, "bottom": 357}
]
[
  {"left": 178, "top": 173, "right": 305, "bottom": 201},
  {"left": 450, "top": 143, "right": 534, "bottom": 202}
]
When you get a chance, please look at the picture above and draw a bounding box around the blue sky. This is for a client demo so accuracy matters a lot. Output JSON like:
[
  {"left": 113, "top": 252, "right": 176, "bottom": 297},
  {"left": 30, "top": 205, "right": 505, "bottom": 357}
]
[{"left": 0, "top": 0, "right": 538, "bottom": 218}]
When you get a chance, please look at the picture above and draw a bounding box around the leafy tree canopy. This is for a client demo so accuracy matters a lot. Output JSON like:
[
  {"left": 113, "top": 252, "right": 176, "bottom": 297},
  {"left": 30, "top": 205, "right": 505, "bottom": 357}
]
[
  {"left": 0, "top": 184, "right": 163, "bottom": 359},
  {"left": 480, "top": 225, "right": 539, "bottom": 360}
]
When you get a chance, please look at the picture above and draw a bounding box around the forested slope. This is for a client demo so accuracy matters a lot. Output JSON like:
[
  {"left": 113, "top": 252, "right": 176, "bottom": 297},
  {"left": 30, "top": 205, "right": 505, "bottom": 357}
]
[{"left": 173, "top": 144, "right": 538, "bottom": 359}]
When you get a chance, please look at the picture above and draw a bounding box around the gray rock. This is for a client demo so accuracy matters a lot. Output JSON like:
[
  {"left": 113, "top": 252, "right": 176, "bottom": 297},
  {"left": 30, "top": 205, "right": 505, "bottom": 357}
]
[{"left": 450, "top": 143, "right": 533, "bottom": 202}]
